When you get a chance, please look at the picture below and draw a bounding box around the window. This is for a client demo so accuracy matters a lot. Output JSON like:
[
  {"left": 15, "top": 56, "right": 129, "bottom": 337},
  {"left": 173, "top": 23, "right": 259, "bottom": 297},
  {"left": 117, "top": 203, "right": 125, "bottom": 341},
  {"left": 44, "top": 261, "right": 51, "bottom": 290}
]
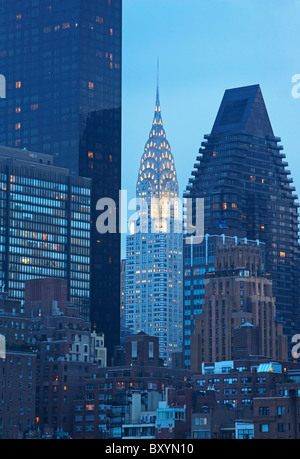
[
  {"left": 277, "top": 423, "right": 285, "bottom": 433},
  {"left": 259, "top": 424, "right": 269, "bottom": 433},
  {"left": 277, "top": 406, "right": 285, "bottom": 417},
  {"left": 259, "top": 406, "right": 269, "bottom": 416},
  {"left": 149, "top": 341, "right": 154, "bottom": 359},
  {"left": 132, "top": 341, "right": 137, "bottom": 359},
  {"left": 237, "top": 428, "right": 254, "bottom": 439}
]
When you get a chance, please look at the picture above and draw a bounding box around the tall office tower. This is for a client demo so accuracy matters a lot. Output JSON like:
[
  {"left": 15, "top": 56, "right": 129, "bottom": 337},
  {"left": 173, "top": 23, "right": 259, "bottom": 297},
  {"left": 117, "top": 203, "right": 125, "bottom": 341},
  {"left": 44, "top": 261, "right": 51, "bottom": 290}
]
[
  {"left": 0, "top": 146, "right": 91, "bottom": 316},
  {"left": 125, "top": 85, "right": 183, "bottom": 367},
  {"left": 0, "top": 0, "right": 122, "bottom": 361},
  {"left": 183, "top": 234, "right": 266, "bottom": 369},
  {"left": 190, "top": 243, "right": 288, "bottom": 369},
  {"left": 185, "top": 85, "right": 299, "bottom": 351}
]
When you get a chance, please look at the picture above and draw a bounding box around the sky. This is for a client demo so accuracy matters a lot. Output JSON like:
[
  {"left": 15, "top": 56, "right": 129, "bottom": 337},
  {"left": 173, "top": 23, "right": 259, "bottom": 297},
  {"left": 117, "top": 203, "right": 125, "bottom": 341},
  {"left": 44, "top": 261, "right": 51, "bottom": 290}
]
[{"left": 121, "top": 0, "right": 300, "bottom": 256}]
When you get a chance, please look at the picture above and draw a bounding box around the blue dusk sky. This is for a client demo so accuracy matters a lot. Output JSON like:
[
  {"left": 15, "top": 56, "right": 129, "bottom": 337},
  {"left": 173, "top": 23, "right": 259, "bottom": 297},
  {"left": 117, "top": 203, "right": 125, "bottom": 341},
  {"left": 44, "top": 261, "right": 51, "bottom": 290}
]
[{"left": 121, "top": 0, "right": 300, "bottom": 255}]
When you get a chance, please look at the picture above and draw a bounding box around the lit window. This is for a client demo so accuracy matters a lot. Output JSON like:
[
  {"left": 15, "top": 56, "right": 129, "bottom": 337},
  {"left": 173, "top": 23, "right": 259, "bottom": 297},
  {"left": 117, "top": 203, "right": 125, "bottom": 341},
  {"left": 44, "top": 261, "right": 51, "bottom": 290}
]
[
  {"left": 15, "top": 81, "right": 22, "bottom": 89},
  {"left": 280, "top": 252, "right": 285, "bottom": 258},
  {"left": 15, "top": 107, "right": 21, "bottom": 113},
  {"left": 22, "top": 258, "right": 30, "bottom": 265},
  {"left": 250, "top": 176, "right": 255, "bottom": 181},
  {"left": 88, "top": 82, "right": 94, "bottom": 90},
  {"left": 15, "top": 123, "right": 21, "bottom": 130},
  {"left": 88, "top": 151, "right": 94, "bottom": 158},
  {"left": 31, "top": 104, "right": 39, "bottom": 111}
]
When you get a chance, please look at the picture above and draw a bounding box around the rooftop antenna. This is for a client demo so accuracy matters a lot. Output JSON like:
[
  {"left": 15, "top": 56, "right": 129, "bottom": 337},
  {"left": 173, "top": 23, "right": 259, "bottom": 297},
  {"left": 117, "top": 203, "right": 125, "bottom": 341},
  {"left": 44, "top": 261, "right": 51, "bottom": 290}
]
[{"left": 156, "top": 56, "right": 160, "bottom": 106}]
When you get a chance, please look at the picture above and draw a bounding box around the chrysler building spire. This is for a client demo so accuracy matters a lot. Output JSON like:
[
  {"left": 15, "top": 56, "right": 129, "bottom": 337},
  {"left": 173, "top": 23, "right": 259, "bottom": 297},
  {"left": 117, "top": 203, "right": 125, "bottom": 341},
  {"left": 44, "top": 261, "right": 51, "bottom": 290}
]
[
  {"left": 137, "top": 72, "right": 178, "bottom": 200},
  {"left": 135, "top": 71, "right": 180, "bottom": 235}
]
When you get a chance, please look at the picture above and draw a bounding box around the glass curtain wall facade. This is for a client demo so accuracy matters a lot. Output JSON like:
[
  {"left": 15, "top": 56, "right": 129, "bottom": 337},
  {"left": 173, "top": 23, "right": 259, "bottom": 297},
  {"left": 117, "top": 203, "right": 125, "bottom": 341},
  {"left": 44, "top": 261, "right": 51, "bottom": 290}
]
[
  {"left": 184, "top": 85, "right": 299, "bottom": 358},
  {"left": 0, "top": 0, "right": 122, "bottom": 360},
  {"left": 0, "top": 146, "right": 91, "bottom": 317}
]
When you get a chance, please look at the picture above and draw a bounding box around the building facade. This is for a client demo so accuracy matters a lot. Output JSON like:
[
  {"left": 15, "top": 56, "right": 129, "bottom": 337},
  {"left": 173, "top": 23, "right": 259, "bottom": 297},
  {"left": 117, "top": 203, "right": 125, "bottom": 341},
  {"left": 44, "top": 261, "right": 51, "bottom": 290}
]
[
  {"left": 253, "top": 385, "right": 300, "bottom": 439},
  {"left": 0, "top": 350, "right": 37, "bottom": 439},
  {"left": 0, "top": 277, "right": 103, "bottom": 438},
  {"left": 125, "top": 84, "right": 183, "bottom": 366},
  {"left": 0, "top": 146, "right": 91, "bottom": 315},
  {"left": 183, "top": 234, "right": 267, "bottom": 368},
  {"left": 190, "top": 242, "right": 288, "bottom": 368},
  {"left": 184, "top": 85, "right": 300, "bottom": 351},
  {"left": 0, "top": 0, "right": 122, "bottom": 361}
]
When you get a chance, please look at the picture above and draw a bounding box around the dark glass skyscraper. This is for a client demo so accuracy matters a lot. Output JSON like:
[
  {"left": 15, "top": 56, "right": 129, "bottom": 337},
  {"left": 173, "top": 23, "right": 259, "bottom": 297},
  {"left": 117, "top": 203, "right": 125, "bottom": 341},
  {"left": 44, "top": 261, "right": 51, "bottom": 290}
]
[
  {"left": 0, "top": 0, "right": 122, "bottom": 361},
  {"left": 185, "top": 85, "right": 299, "bottom": 352}
]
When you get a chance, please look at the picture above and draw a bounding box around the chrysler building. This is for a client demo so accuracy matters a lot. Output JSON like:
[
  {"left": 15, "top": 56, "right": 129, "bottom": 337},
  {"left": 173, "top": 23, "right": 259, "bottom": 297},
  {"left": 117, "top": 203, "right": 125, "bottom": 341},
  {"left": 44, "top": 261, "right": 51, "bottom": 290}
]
[{"left": 125, "top": 78, "right": 183, "bottom": 366}]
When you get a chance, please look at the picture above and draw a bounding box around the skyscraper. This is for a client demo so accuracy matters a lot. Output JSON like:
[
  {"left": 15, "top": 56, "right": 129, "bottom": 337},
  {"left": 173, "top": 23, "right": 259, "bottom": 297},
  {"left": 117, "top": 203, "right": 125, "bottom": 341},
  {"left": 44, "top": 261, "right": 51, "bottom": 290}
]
[
  {"left": 183, "top": 234, "right": 266, "bottom": 368},
  {"left": 185, "top": 85, "right": 299, "bottom": 351},
  {"left": 0, "top": 0, "right": 122, "bottom": 361},
  {"left": 125, "top": 83, "right": 183, "bottom": 366},
  {"left": 0, "top": 145, "right": 91, "bottom": 315},
  {"left": 190, "top": 242, "right": 288, "bottom": 369}
]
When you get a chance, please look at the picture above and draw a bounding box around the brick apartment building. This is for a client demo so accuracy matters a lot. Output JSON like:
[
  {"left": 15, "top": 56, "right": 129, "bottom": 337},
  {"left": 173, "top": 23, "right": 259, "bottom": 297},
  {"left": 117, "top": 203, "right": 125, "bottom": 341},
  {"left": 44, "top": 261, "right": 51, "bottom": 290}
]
[
  {"left": 71, "top": 331, "right": 300, "bottom": 439},
  {"left": 2, "top": 278, "right": 300, "bottom": 439},
  {"left": 0, "top": 278, "right": 104, "bottom": 438},
  {"left": 253, "top": 383, "right": 300, "bottom": 439},
  {"left": 0, "top": 350, "right": 37, "bottom": 439},
  {"left": 72, "top": 333, "right": 193, "bottom": 439}
]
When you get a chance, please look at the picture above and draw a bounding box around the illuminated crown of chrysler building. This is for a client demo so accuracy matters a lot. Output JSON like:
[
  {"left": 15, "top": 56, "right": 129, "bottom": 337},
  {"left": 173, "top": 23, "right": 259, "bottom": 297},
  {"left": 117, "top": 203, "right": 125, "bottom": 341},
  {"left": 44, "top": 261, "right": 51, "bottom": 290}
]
[
  {"left": 134, "top": 69, "right": 181, "bottom": 235},
  {"left": 125, "top": 70, "right": 183, "bottom": 366}
]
